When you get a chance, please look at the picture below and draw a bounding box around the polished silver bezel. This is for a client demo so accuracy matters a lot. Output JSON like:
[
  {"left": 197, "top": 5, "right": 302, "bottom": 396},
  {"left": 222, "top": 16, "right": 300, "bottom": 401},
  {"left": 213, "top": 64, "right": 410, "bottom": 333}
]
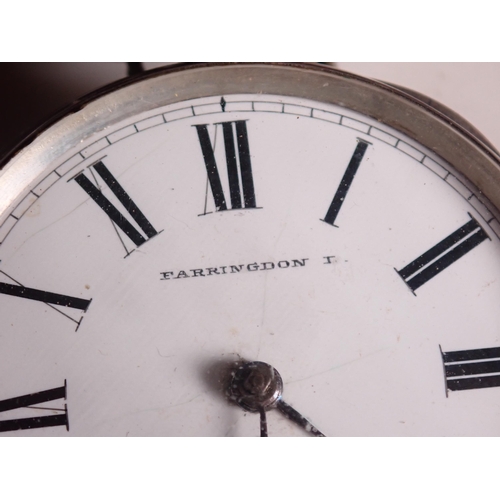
[{"left": 2, "top": 62, "right": 500, "bottom": 220}]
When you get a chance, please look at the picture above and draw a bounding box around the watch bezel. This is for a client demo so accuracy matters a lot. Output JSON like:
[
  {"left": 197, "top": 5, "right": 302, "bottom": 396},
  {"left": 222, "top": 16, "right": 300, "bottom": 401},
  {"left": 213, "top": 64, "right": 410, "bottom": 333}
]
[{"left": 1, "top": 62, "right": 500, "bottom": 218}]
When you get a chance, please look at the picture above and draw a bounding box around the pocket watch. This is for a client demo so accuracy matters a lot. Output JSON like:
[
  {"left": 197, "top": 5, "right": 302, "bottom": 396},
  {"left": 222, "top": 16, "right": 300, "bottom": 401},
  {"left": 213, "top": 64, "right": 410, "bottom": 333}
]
[{"left": 1, "top": 62, "right": 500, "bottom": 436}]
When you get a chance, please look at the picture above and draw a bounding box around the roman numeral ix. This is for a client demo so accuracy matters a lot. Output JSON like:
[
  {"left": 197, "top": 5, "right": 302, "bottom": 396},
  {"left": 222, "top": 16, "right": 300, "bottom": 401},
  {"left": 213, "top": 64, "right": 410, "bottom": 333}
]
[
  {"left": 441, "top": 346, "right": 500, "bottom": 392},
  {"left": 195, "top": 120, "right": 257, "bottom": 213},
  {"left": 0, "top": 381, "right": 68, "bottom": 433},
  {"left": 396, "top": 216, "right": 488, "bottom": 293},
  {"left": 74, "top": 161, "right": 159, "bottom": 253},
  {"left": 322, "top": 139, "right": 370, "bottom": 227}
]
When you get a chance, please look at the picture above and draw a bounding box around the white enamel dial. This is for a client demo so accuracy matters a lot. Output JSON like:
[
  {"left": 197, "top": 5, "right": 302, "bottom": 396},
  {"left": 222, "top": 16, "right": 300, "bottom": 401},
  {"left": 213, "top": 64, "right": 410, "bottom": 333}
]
[{"left": 1, "top": 64, "right": 500, "bottom": 436}]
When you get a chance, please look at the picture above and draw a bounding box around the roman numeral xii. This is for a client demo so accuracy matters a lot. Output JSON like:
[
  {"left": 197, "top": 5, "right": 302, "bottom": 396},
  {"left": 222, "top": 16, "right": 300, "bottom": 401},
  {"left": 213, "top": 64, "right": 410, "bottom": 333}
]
[{"left": 195, "top": 120, "right": 257, "bottom": 213}]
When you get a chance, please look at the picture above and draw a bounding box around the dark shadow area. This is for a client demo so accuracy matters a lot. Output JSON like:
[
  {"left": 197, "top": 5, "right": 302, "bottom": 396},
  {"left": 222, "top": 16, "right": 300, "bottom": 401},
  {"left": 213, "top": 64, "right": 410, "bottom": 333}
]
[
  {"left": 198, "top": 354, "right": 250, "bottom": 405},
  {"left": 0, "top": 63, "right": 127, "bottom": 161}
]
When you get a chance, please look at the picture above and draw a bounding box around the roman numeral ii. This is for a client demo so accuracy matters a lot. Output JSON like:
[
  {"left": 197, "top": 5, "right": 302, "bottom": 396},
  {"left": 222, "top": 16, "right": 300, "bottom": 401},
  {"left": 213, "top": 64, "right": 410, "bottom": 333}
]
[
  {"left": 195, "top": 120, "right": 257, "bottom": 213},
  {"left": 396, "top": 216, "right": 488, "bottom": 293}
]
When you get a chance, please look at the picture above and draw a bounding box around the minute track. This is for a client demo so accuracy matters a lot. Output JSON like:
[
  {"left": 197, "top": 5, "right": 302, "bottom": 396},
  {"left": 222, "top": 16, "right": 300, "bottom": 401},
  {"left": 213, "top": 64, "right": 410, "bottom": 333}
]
[{"left": 1, "top": 98, "right": 497, "bottom": 242}]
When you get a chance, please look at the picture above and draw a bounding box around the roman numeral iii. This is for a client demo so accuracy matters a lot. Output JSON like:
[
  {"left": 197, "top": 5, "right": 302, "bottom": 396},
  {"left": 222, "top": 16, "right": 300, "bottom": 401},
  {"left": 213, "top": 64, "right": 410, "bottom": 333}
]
[
  {"left": 195, "top": 120, "right": 257, "bottom": 212},
  {"left": 74, "top": 161, "right": 158, "bottom": 250},
  {"left": 396, "top": 216, "right": 488, "bottom": 293},
  {"left": 441, "top": 346, "right": 500, "bottom": 392},
  {"left": 0, "top": 381, "right": 68, "bottom": 433}
]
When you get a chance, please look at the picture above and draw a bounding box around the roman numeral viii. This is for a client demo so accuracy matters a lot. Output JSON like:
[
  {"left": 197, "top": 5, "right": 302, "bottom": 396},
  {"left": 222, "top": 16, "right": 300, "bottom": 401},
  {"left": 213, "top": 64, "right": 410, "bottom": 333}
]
[
  {"left": 0, "top": 381, "right": 68, "bottom": 433},
  {"left": 396, "top": 216, "right": 488, "bottom": 293},
  {"left": 74, "top": 161, "right": 159, "bottom": 253},
  {"left": 322, "top": 140, "right": 370, "bottom": 227},
  {"left": 441, "top": 346, "right": 500, "bottom": 392},
  {"left": 195, "top": 120, "right": 257, "bottom": 213}
]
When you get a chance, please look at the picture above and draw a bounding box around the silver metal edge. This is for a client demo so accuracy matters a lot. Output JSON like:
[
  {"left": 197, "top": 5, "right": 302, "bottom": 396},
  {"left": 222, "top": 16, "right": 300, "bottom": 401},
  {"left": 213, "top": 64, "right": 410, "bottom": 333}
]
[{"left": 1, "top": 62, "right": 500, "bottom": 218}]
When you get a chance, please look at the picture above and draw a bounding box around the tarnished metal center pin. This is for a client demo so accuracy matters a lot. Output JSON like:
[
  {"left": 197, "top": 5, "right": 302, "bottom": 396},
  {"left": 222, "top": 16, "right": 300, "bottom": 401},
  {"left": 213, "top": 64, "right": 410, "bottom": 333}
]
[{"left": 229, "top": 361, "right": 283, "bottom": 412}]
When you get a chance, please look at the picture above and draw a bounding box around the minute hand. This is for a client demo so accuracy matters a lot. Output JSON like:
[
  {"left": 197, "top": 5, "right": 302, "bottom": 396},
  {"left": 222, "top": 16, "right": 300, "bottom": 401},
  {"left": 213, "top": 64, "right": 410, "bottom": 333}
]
[{"left": 276, "top": 399, "right": 326, "bottom": 437}]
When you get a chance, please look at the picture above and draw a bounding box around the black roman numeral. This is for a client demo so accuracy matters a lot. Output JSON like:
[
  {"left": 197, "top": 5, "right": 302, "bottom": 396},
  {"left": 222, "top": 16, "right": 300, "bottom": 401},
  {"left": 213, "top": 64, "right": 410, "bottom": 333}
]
[
  {"left": 396, "top": 216, "right": 488, "bottom": 293},
  {"left": 441, "top": 346, "right": 500, "bottom": 392},
  {"left": 195, "top": 120, "right": 257, "bottom": 213},
  {"left": 322, "top": 140, "right": 369, "bottom": 227},
  {"left": 0, "top": 381, "right": 68, "bottom": 433},
  {"left": 74, "top": 161, "right": 158, "bottom": 252},
  {"left": 0, "top": 282, "right": 91, "bottom": 311},
  {"left": 0, "top": 270, "right": 91, "bottom": 330}
]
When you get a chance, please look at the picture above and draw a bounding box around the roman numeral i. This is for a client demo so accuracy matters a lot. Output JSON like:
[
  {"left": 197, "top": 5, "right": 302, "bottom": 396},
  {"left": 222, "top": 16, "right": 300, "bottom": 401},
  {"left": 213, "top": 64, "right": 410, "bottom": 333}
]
[
  {"left": 322, "top": 140, "right": 369, "bottom": 227},
  {"left": 195, "top": 120, "right": 257, "bottom": 213}
]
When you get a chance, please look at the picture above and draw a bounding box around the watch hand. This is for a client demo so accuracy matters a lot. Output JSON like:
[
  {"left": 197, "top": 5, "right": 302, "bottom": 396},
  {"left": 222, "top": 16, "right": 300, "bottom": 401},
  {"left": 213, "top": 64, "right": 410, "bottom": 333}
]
[
  {"left": 228, "top": 361, "right": 326, "bottom": 437},
  {"left": 276, "top": 399, "right": 325, "bottom": 437},
  {"left": 228, "top": 361, "right": 282, "bottom": 437},
  {"left": 259, "top": 407, "right": 268, "bottom": 437}
]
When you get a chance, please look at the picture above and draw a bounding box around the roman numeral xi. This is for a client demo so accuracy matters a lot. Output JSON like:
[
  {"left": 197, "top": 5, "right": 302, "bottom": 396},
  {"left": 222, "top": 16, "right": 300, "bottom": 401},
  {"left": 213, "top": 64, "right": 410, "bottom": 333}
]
[
  {"left": 195, "top": 120, "right": 257, "bottom": 213},
  {"left": 74, "top": 161, "right": 159, "bottom": 251},
  {"left": 0, "top": 381, "right": 68, "bottom": 433},
  {"left": 396, "top": 216, "right": 488, "bottom": 293}
]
